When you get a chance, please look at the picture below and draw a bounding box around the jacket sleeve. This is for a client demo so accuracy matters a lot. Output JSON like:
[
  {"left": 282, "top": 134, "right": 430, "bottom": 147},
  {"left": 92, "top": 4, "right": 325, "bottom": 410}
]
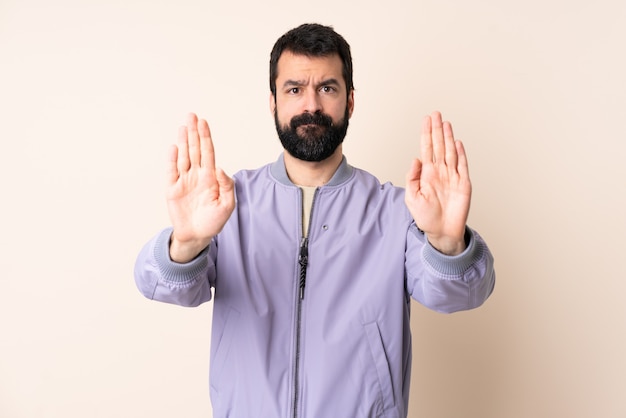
[
  {"left": 133, "top": 227, "right": 215, "bottom": 307},
  {"left": 405, "top": 224, "right": 495, "bottom": 313}
]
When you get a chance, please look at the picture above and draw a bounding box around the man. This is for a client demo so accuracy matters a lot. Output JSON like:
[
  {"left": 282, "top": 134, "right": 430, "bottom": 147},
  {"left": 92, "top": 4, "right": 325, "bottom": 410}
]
[{"left": 135, "top": 23, "right": 495, "bottom": 418}]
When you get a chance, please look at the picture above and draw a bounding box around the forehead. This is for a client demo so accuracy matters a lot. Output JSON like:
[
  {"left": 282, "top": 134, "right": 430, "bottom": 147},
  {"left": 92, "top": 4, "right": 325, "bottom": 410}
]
[{"left": 276, "top": 51, "right": 344, "bottom": 84}]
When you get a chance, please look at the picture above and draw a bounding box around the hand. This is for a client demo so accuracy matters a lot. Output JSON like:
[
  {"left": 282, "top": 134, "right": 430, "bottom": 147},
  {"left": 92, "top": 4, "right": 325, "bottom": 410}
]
[
  {"left": 166, "top": 113, "right": 235, "bottom": 263},
  {"left": 405, "top": 111, "right": 472, "bottom": 255}
]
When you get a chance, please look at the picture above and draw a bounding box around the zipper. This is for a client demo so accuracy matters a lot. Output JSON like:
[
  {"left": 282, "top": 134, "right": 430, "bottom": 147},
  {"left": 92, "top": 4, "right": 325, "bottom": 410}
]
[
  {"left": 292, "top": 187, "right": 317, "bottom": 418},
  {"left": 298, "top": 237, "right": 309, "bottom": 300}
]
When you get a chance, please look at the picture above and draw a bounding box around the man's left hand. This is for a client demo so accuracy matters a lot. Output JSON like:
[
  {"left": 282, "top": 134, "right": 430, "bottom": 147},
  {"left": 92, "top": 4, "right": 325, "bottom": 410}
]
[{"left": 405, "top": 111, "right": 472, "bottom": 256}]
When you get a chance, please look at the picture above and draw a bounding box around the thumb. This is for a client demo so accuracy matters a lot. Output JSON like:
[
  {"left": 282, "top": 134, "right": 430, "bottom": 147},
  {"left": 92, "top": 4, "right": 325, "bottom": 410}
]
[
  {"left": 166, "top": 145, "right": 179, "bottom": 186},
  {"left": 405, "top": 158, "right": 422, "bottom": 198},
  {"left": 216, "top": 167, "right": 234, "bottom": 193},
  {"left": 405, "top": 158, "right": 422, "bottom": 183}
]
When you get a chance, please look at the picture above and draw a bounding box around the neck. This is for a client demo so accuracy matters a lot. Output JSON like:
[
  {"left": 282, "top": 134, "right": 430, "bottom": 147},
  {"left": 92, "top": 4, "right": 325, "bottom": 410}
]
[{"left": 283, "top": 146, "right": 343, "bottom": 187}]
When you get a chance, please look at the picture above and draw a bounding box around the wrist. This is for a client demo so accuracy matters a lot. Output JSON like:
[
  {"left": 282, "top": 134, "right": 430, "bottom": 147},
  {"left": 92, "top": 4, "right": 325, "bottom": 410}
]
[
  {"left": 169, "top": 234, "right": 212, "bottom": 263},
  {"left": 426, "top": 231, "right": 468, "bottom": 256}
]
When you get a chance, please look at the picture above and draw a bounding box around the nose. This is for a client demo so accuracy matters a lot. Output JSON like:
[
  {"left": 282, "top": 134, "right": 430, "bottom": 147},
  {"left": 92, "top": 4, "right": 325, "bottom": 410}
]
[{"left": 303, "top": 88, "right": 322, "bottom": 113}]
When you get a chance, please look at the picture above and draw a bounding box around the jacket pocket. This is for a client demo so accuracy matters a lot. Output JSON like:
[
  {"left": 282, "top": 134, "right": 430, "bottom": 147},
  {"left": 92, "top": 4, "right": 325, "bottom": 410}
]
[{"left": 364, "top": 321, "right": 397, "bottom": 416}]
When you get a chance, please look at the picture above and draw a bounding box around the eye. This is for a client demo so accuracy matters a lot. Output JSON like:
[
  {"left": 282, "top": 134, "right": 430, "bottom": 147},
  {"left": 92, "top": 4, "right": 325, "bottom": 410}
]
[
  {"left": 288, "top": 87, "right": 300, "bottom": 94},
  {"left": 320, "top": 86, "right": 336, "bottom": 93}
]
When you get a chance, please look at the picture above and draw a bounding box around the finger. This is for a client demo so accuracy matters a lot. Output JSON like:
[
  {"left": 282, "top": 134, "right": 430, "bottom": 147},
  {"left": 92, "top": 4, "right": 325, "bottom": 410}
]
[
  {"left": 187, "top": 113, "right": 201, "bottom": 167},
  {"left": 166, "top": 144, "right": 179, "bottom": 185},
  {"left": 198, "top": 118, "right": 216, "bottom": 170},
  {"left": 420, "top": 115, "right": 433, "bottom": 165},
  {"left": 430, "top": 111, "right": 445, "bottom": 164},
  {"left": 443, "top": 121, "right": 458, "bottom": 170},
  {"left": 177, "top": 125, "right": 190, "bottom": 174}
]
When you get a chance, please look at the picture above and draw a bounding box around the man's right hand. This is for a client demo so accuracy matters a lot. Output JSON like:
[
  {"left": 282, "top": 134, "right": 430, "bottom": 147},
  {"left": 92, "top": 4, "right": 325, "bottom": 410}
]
[{"left": 166, "top": 113, "right": 235, "bottom": 263}]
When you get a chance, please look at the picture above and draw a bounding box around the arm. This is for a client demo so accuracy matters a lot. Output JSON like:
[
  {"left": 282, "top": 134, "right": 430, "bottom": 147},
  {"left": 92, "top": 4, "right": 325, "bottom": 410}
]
[
  {"left": 405, "top": 111, "right": 494, "bottom": 312},
  {"left": 134, "top": 113, "right": 235, "bottom": 306}
]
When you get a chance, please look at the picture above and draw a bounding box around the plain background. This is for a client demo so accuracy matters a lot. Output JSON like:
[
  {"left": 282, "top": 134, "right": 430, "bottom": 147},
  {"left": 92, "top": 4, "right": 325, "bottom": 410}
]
[{"left": 1, "top": 0, "right": 625, "bottom": 417}]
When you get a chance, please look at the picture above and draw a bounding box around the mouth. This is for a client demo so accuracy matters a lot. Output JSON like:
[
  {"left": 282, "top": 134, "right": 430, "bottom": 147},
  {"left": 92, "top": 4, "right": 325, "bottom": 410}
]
[{"left": 297, "top": 123, "right": 323, "bottom": 131}]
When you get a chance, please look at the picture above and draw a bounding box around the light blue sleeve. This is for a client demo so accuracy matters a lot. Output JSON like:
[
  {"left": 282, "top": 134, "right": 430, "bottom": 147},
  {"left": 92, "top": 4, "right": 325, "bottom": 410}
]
[
  {"left": 133, "top": 227, "right": 215, "bottom": 307},
  {"left": 405, "top": 224, "right": 496, "bottom": 313}
]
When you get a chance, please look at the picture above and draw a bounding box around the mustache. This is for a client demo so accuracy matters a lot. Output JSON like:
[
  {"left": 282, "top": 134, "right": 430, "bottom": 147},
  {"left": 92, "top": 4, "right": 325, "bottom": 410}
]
[{"left": 290, "top": 112, "right": 333, "bottom": 129}]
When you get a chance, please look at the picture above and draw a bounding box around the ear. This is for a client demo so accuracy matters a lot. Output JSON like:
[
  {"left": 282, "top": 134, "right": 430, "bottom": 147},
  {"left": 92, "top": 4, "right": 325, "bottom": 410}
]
[
  {"left": 269, "top": 92, "right": 276, "bottom": 116},
  {"left": 347, "top": 89, "right": 355, "bottom": 118}
]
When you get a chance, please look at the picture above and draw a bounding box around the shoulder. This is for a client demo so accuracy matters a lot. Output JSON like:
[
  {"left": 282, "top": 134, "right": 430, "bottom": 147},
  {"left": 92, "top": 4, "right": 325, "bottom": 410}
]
[
  {"left": 232, "top": 162, "right": 274, "bottom": 186},
  {"left": 351, "top": 167, "right": 405, "bottom": 197},
  {"left": 329, "top": 166, "right": 410, "bottom": 221}
]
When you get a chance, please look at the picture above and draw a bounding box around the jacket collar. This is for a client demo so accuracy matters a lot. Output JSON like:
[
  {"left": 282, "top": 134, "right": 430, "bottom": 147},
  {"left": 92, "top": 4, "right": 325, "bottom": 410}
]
[{"left": 270, "top": 152, "right": 353, "bottom": 187}]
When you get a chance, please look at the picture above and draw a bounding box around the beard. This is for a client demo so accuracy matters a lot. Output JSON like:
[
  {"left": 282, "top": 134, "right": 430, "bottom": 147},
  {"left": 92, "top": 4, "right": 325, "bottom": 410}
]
[{"left": 274, "top": 107, "right": 350, "bottom": 162}]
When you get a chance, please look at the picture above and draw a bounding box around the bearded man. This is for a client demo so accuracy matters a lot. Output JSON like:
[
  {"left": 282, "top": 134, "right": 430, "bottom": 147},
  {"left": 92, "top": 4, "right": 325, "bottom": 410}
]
[{"left": 135, "top": 23, "right": 495, "bottom": 418}]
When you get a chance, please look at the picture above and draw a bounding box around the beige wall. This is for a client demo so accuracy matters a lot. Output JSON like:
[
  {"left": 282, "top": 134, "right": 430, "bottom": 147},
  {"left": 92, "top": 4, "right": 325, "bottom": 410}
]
[{"left": 1, "top": 0, "right": 625, "bottom": 417}]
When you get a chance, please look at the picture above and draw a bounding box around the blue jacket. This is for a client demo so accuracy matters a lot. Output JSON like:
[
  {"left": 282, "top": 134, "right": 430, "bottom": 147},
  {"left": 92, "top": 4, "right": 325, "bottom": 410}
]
[{"left": 134, "top": 154, "right": 495, "bottom": 418}]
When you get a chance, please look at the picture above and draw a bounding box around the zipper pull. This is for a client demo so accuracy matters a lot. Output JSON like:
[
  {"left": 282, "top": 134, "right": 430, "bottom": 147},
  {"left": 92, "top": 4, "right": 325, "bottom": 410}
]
[{"left": 299, "top": 237, "right": 309, "bottom": 299}]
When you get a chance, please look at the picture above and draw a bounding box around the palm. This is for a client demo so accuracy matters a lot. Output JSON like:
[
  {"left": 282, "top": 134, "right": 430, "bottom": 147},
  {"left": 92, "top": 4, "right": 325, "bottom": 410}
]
[
  {"left": 405, "top": 112, "right": 472, "bottom": 255},
  {"left": 167, "top": 161, "right": 232, "bottom": 242}
]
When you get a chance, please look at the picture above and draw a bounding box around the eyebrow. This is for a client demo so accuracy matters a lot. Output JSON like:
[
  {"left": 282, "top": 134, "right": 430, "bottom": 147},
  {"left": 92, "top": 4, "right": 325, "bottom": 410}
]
[{"left": 281, "top": 78, "right": 341, "bottom": 89}]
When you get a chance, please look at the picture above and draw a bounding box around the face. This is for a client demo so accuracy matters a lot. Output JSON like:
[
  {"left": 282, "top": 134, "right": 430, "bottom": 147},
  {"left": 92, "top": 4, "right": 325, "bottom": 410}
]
[{"left": 271, "top": 51, "right": 354, "bottom": 162}]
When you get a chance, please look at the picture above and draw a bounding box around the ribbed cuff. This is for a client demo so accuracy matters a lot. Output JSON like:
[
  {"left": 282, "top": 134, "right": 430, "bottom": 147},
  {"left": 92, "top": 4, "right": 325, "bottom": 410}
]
[
  {"left": 422, "top": 227, "right": 486, "bottom": 276},
  {"left": 153, "top": 227, "right": 211, "bottom": 284}
]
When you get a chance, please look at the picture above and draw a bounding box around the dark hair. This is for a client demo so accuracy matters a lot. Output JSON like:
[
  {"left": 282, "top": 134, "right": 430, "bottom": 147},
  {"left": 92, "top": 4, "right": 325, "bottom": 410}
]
[{"left": 269, "top": 23, "right": 354, "bottom": 97}]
